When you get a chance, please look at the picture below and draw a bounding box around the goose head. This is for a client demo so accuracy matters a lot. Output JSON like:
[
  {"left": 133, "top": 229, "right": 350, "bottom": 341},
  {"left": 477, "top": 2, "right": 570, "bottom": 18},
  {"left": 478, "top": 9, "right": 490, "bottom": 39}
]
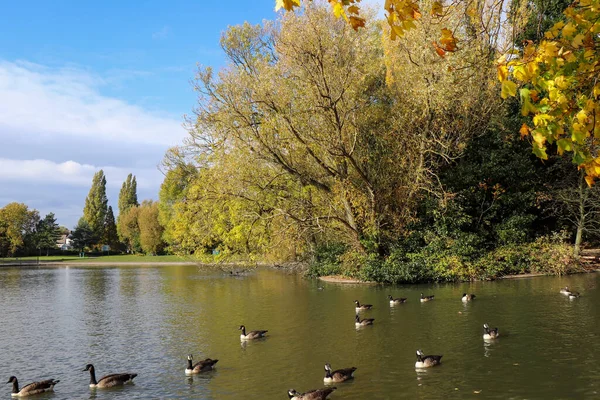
[
  {"left": 238, "top": 325, "right": 245, "bottom": 331},
  {"left": 288, "top": 389, "right": 299, "bottom": 398},
  {"left": 83, "top": 364, "right": 94, "bottom": 372},
  {"left": 324, "top": 363, "right": 332, "bottom": 372},
  {"left": 483, "top": 323, "right": 489, "bottom": 329},
  {"left": 6, "top": 376, "right": 17, "bottom": 384}
]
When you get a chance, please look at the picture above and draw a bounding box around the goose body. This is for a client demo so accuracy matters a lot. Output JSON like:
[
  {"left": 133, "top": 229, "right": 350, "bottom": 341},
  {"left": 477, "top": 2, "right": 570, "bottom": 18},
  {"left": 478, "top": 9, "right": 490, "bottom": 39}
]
[
  {"left": 355, "top": 314, "right": 375, "bottom": 327},
  {"left": 420, "top": 293, "right": 435, "bottom": 302},
  {"left": 354, "top": 300, "right": 373, "bottom": 311},
  {"left": 568, "top": 291, "right": 580, "bottom": 299},
  {"left": 461, "top": 293, "right": 476, "bottom": 302},
  {"left": 560, "top": 287, "right": 571, "bottom": 295},
  {"left": 483, "top": 323, "right": 499, "bottom": 340},
  {"left": 185, "top": 355, "right": 219, "bottom": 374},
  {"left": 323, "top": 363, "right": 356, "bottom": 383},
  {"left": 6, "top": 376, "right": 59, "bottom": 397},
  {"left": 288, "top": 387, "right": 337, "bottom": 399},
  {"left": 239, "top": 325, "right": 268, "bottom": 340},
  {"left": 388, "top": 295, "right": 407, "bottom": 305},
  {"left": 414, "top": 350, "right": 442, "bottom": 368},
  {"left": 83, "top": 364, "right": 137, "bottom": 388}
]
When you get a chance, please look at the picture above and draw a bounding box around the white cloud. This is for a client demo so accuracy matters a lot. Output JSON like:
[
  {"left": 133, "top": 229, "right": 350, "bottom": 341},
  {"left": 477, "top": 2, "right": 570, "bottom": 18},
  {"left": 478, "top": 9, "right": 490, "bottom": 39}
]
[
  {"left": 0, "top": 158, "right": 162, "bottom": 190},
  {"left": 0, "top": 60, "right": 186, "bottom": 146},
  {"left": 152, "top": 26, "right": 170, "bottom": 40}
]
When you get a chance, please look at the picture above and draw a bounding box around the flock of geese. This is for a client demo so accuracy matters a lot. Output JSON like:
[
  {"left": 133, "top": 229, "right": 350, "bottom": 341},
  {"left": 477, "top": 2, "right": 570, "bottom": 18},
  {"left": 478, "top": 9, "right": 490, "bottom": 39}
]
[{"left": 5, "top": 286, "right": 581, "bottom": 398}]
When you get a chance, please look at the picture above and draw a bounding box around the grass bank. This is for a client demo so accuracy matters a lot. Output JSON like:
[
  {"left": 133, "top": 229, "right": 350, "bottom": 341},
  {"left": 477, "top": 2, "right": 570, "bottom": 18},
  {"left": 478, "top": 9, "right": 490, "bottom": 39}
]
[{"left": 0, "top": 254, "right": 193, "bottom": 264}]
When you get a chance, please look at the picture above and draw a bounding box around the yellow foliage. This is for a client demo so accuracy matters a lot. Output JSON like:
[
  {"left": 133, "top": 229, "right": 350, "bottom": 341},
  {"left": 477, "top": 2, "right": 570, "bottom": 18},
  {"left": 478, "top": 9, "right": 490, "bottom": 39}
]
[
  {"left": 501, "top": 80, "right": 517, "bottom": 99},
  {"left": 275, "top": 0, "right": 301, "bottom": 12}
]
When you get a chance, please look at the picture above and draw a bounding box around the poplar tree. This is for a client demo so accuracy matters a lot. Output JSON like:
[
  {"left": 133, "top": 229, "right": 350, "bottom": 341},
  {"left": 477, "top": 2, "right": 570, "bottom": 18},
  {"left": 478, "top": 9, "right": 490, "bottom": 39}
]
[
  {"left": 83, "top": 170, "right": 108, "bottom": 245},
  {"left": 118, "top": 174, "right": 138, "bottom": 215}
]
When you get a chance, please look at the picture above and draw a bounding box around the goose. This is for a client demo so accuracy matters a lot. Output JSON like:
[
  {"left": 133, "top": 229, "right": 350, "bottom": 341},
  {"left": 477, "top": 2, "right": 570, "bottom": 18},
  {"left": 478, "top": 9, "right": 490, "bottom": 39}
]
[
  {"left": 483, "top": 323, "right": 499, "bottom": 339},
  {"left": 239, "top": 325, "right": 268, "bottom": 340},
  {"left": 83, "top": 364, "right": 137, "bottom": 388},
  {"left": 355, "top": 314, "right": 375, "bottom": 327},
  {"left": 568, "top": 291, "right": 580, "bottom": 299},
  {"left": 560, "top": 287, "right": 571, "bottom": 295},
  {"left": 461, "top": 293, "right": 476, "bottom": 302},
  {"left": 414, "top": 350, "right": 442, "bottom": 368},
  {"left": 323, "top": 363, "right": 356, "bottom": 383},
  {"left": 354, "top": 300, "right": 373, "bottom": 311},
  {"left": 420, "top": 293, "right": 435, "bottom": 302},
  {"left": 388, "top": 295, "right": 407, "bottom": 305},
  {"left": 6, "top": 376, "right": 59, "bottom": 397},
  {"left": 185, "top": 354, "right": 219, "bottom": 374},
  {"left": 288, "top": 387, "right": 337, "bottom": 399}
]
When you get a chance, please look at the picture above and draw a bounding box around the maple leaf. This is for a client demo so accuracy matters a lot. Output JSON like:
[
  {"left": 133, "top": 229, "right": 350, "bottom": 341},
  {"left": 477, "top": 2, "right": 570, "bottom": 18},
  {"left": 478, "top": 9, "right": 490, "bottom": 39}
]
[
  {"left": 349, "top": 16, "right": 366, "bottom": 30},
  {"left": 520, "top": 123, "right": 530, "bottom": 138},
  {"left": 347, "top": 5, "right": 360, "bottom": 15},
  {"left": 440, "top": 28, "right": 457, "bottom": 52},
  {"left": 433, "top": 42, "right": 446, "bottom": 57},
  {"left": 275, "top": 0, "right": 301, "bottom": 12},
  {"left": 501, "top": 80, "right": 517, "bottom": 99},
  {"left": 431, "top": 1, "right": 443, "bottom": 16}
]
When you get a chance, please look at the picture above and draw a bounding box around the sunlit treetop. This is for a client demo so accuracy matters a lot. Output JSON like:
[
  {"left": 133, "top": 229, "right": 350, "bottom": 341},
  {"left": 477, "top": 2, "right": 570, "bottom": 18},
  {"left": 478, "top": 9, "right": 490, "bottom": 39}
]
[
  {"left": 275, "top": 0, "right": 458, "bottom": 56},
  {"left": 498, "top": 0, "right": 600, "bottom": 184}
]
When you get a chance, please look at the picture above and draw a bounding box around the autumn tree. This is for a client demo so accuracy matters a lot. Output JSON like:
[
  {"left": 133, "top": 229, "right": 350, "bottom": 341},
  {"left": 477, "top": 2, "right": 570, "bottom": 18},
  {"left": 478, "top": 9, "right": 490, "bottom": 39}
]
[
  {"left": 138, "top": 200, "right": 164, "bottom": 255},
  {"left": 83, "top": 170, "right": 108, "bottom": 244},
  {"left": 118, "top": 205, "right": 141, "bottom": 253},
  {"left": 0, "top": 203, "right": 40, "bottom": 257}
]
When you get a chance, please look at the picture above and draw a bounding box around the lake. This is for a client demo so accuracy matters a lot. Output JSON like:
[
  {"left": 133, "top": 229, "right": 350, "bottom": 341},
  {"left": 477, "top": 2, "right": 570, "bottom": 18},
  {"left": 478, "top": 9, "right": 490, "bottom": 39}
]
[{"left": 0, "top": 265, "right": 598, "bottom": 399}]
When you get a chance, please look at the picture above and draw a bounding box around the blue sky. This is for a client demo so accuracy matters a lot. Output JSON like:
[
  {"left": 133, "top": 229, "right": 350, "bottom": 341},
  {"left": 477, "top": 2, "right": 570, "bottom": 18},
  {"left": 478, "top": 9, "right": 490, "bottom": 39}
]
[{"left": 0, "top": 0, "right": 287, "bottom": 228}]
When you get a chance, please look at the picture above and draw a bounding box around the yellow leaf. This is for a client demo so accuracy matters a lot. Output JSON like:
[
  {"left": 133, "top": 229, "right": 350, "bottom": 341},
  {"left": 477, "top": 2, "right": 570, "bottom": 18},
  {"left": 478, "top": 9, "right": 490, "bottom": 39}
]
[
  {"left": 431, "top": 1, "right": 443, "bottom": 16},
  {"left": 593, "top": 84, "right": 600, "bottom": 99},
  {"left": 331, "top": 1, "right": 348, "bottom": 20},
  {"left": 440, "top": 28, "right": 457, "bottom": 51},
  {"left": 585, "top": 175, "right": 595, "bottom": 187},
  {"left": 497, "top": 65, "right": 508, "bottom": 82},
  {"left": 562, "top": 22, "right": 576, "bottom": 38},
  {"left": 501, "top": 80, "right": 517, "bottom": 99},
  {"left": 576, "top": 110, "right": 588, "bottom": 124},
  {"left": 275, "top": 0, "right": 300, "bottom": 11},
  {"left": 572, "top": 34, "right": 584, "bottom": 48}
]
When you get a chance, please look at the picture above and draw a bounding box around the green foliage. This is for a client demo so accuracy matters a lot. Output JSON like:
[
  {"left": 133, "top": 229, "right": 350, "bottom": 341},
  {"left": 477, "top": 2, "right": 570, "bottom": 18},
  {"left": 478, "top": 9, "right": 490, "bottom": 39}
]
[
  {"left": 0, "top": 203, "right": 39, "bottom": 257},
  {"left": 35, "top": 213, "right": 61, "bottom": 255},
  {"left": 137, "top": 200, "right": 165, "bottom": 255},
  {"left": 71, "top": 218, "right": 96, "bottom": 252},
  {"left": 102, "top": 206, "right": 120, "bottom": 251},
  {"left": 118, "top": 174, "right": 138, "bottom": 216},
  {"left": 117, "top": 205, "right": 141, "bottom": 253},
  {"left": 83, "top": 170, "right": 108, "bottom": 245}
]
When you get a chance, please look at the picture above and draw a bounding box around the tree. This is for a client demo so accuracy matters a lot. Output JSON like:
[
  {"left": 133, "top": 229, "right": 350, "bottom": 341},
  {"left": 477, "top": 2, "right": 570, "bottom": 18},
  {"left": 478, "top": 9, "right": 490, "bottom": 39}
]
[
  {"left": 499, "top": 0, "right": 600, "bottom": 181},
  {"left": 137, "top": 201, "right": 164, "bottom": 255},
  {"left": 177, "top": 4, "right": 498, "bottom": 259},
  {"left": 118, "top": 205, "right": 141, "bottom": 253},
  {"left": 71, "top": 218, "right": 95, "bottom": 253},
  {"left": 118, "top": 173, "right": 138, "bottom": 216},
  {"left": 0, "top": 203, "right": 39, "bottom": 257},
  {"left": 102, "top": 206, "right": 119, "bottom": 251},
  {"left": 35, "top": 212, "right": 61, "bottom": 256},
  {"left": 83, "top": 170, "right": 108, "bottom": 244}
]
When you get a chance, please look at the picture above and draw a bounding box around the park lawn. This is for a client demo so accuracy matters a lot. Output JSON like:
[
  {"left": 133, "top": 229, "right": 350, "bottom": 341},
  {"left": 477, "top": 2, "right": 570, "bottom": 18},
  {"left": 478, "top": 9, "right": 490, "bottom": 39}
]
[{"left": 3, "top": 254, "right": 193, "bottom": 263}]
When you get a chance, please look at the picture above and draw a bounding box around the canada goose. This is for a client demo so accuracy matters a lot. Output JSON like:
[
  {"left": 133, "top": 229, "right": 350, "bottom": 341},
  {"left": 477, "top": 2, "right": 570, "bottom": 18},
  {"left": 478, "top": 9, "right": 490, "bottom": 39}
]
[
  {"left": 323, "top": 363, "right": 356, "bottom": 383},
  {"left": 483, "top": 323, "right": 499, "bottom": 339},
  {"left": 83, "top": 364, "right": 137, "bottom": 388},
  {"left": 414, "top": 350, "right": 442, "bottom": 368},
  {"left": 568, "top": 291, "right": 580, "bottom": 299},
  {"left": 462, "top": 293, "right": 476, "bottom": 302},
  {"left": 288, "top": 387, "right": 337, "bottom": 399},
  {"left": 420, "top": 293, "right": 435, "bottom": 302},
  {"left": 354, "top": 300, "right": 373, "bottom": 311},
  {"left": 388, "top": 295, "right": 407, "bottom": 305},
  {"left": 560, "top": 287, "right": 571, "bottom": 295},
  {"left": 239, "top": 325, "right": 268, "bottom": 340},
  {"left": 355, "top": 314, "right": 375, "bottom": 327},
  {"left": 185, "top": 355, "right": 219, "bottom": 374},
  {"left": 6, "top": 376, "right": 59, "bottom": 397}
]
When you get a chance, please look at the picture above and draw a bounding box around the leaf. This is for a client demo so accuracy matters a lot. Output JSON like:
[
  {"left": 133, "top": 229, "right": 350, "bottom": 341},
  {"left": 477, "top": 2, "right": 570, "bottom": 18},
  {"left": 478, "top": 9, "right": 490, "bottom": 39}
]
[
  {"left": 572, "top": 34, "right": 584, "bottom": 48},
  {"left": 585, "top": 175, "right": 595, "bottom": 187},
  {"left": 347, "top": 5, "right": 360, "bottom": 14},
  {"left": 497, "top": 65, "right": 508, "bottom": 82},
  {"left": 431, "top": 1, "right": 443, "bottom": 16},
  {"left": 520, "top": 123, "right": 530, "bottom": 138},
  {"left": 562, "top": 23, "right": 576, "bottom": 38},
  {"left": 440, "top": 28, "right": 457, "bottom": 51},
  {"left": 332, "top": 1, "right": 347, "bottom": 20},
  {"left": 275, "top": 0, "right": 301, "bottom": 11},
  {"left": 533, "top": 145, "right": 548, "bottom": 160},
  {"left": 433, "top": 42, "right": 446, "bottom": 57},
  {"left": 501, "top": 80, "right": 517, "bottom": 99},
  {"left": 349, "top": 16, "right": 366, "bottom": 30}
]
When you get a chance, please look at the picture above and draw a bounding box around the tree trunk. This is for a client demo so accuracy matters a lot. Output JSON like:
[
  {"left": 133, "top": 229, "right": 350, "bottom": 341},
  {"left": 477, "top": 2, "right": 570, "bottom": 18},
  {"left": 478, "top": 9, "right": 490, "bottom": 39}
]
[{"left": 574, "top": 173, "right": 586, "bottom": 257}]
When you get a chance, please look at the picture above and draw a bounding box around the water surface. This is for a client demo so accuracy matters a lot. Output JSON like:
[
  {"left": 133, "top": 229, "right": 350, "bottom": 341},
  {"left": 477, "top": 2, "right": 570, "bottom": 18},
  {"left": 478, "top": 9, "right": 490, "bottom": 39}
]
[{"left": 0, "top": 265, "right": 598, "bottom": 399}]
